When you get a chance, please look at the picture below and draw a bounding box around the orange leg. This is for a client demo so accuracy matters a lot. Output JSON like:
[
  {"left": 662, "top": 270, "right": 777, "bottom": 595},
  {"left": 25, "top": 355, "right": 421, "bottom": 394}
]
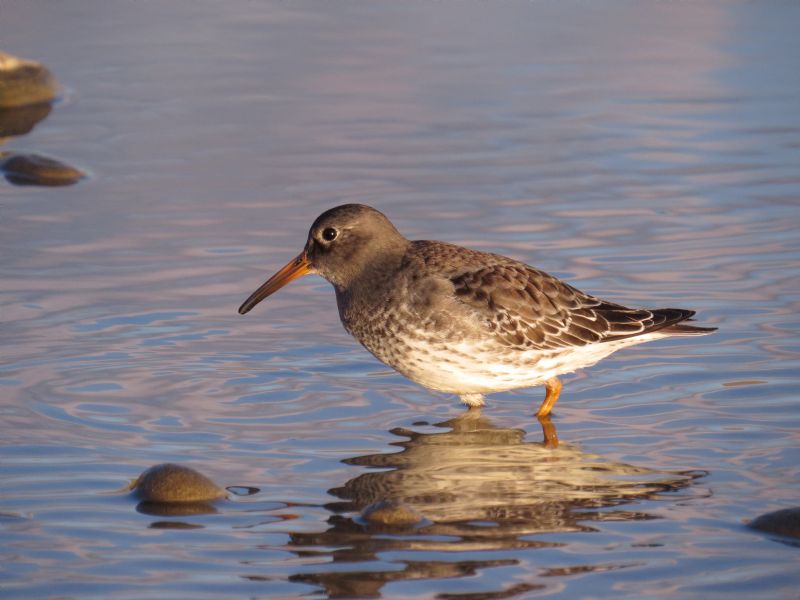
[
  {"left": 537, "top": 413, "right": 559, "bottom": 449},
  {"left": 535, "top": 377, "right": 562, "bottom": 418}
]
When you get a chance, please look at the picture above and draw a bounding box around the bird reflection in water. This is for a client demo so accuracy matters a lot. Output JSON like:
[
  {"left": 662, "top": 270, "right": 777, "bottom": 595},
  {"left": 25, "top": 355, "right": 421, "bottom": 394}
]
[{"left": 288, "top": 410, "right": 704, "bottom": 598}]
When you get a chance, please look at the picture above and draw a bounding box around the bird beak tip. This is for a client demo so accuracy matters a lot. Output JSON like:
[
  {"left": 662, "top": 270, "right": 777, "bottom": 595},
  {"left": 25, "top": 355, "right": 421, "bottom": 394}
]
[{"left": 238, "top": 251, "right": 311, "bottom": 314}]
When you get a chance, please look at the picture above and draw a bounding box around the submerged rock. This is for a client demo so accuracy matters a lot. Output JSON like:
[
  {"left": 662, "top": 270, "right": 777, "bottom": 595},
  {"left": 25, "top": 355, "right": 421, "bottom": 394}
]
[
  {"left": 0, "top": 51, "right": 58, "bottom": 108},
  {"left": 748, "top": 507, "right": 800, "bottom": 539},
  {"left": 131, "top": 463, "right": 227, "bottom": 503},
  {"left": 0, "top": 152, "right": 84, "bottom": 186},
  {"left": 360, "top": 500, "right": 427, "bottom": 528}
]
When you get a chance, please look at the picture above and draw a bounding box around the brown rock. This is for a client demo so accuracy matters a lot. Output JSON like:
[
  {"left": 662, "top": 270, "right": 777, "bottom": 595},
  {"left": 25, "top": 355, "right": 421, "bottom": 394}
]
[
  {"left": 749, "top": 507, "right": 800, "bottom": 539},
  {"left": 131, "top": 463, "right": 227, "bottom": 503},
  {"left": 1, "top": 153, "right": 84, "bottom": 186},
  {"left": 0, "top": 52, "right": 58, "bottom": 108}
]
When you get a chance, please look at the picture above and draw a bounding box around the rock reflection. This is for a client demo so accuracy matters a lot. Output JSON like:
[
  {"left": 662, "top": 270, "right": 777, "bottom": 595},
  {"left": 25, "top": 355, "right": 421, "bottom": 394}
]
[
  {"left": 136, "top": 500, "right": 218, "bottom": 518},
  {"left": 0, "top": 102, "right": 51, "bottom": 138},
  {"left": 289, "top": 410, "right": 703, "bottom": 597}
]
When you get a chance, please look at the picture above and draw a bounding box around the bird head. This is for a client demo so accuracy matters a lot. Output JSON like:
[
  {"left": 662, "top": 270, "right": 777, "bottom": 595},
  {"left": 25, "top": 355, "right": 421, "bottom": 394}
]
[{"left": 238, "top": 204, "right": 408, "bottom": 314}]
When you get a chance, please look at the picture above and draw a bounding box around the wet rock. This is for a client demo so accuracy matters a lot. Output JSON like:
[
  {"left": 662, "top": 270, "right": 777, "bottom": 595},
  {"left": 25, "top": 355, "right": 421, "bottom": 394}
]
[
  {"left": 360, "top": 500, "right": 427, "bottom": 528},
  {"left": 748, "top": 507, "right": 800, "bottom": 539},
  {"left": 131, "top": 463, "right": 227, "bottom": 503},
  {"left": 0, "top": 51, "right": 58, "bottom": 108},
  {"left": 0, "top": 152, "right": 84, "bottom": 186}
]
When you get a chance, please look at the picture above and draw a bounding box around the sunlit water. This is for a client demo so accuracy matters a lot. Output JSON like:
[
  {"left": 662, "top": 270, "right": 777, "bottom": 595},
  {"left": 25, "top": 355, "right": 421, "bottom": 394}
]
[{"left": 1, "top": 2, "right": 799, "bottom": 598}]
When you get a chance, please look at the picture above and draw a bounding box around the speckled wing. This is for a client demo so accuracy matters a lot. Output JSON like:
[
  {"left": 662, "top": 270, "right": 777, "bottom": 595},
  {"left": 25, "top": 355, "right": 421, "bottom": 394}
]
[{"left": 447, "top": 262, "right": 696, "bottom": 351}]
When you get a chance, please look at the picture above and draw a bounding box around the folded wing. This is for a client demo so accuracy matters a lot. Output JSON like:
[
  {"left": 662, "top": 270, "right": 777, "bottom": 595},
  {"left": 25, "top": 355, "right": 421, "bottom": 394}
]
[{"left": 449, "top": 264, "right": 709, "bottom": 351}]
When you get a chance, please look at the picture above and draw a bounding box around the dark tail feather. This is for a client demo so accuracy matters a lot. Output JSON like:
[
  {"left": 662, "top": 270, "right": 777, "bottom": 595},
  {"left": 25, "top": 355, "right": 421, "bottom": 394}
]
[
  {"left": 660, "top": 321, "right": 717, "bottom": 336},
  {"left": 646, "top": 308, "right": 717, "bottom": 336},
  {"left": 600, "top": 306, "right": 716, "bottom": 341}
]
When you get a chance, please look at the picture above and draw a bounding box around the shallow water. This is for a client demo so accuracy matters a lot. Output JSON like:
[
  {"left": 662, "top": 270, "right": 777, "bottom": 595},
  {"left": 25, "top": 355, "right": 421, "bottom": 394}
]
[{"left": 1, "top": 2, "right": 799, "bottom": 598}]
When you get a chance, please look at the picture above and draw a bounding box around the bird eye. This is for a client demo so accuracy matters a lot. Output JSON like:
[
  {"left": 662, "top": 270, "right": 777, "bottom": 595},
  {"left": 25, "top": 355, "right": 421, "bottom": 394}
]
[{"left": 322, "top": 227, "right": 338, "bottom": 242}]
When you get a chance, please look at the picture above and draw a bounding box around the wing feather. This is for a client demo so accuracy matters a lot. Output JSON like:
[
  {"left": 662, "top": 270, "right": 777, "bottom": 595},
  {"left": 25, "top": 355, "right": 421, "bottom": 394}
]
[
  {"left": 404, "top": 241, "right": 701, "bottom": 351},
  {"left": 448, "top": 264, "right": 694, "bottom": 350}
]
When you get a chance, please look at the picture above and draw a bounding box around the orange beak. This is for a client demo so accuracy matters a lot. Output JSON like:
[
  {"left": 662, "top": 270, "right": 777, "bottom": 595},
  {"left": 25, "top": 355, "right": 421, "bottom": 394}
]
[{"left": 238, "top": 251, "right": 311, "bottom": 315}]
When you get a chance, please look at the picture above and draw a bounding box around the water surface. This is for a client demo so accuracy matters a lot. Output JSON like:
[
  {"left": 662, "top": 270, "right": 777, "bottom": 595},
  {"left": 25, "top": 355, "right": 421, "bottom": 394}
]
[{"left": 1, "top": 2, "right": 799, "bottom": 598}]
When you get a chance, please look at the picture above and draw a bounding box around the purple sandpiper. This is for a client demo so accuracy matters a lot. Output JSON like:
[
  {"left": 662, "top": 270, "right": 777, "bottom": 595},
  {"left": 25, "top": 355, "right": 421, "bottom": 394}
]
[{"left": 239, "top": 204, "right": 715, "bottom": 417}]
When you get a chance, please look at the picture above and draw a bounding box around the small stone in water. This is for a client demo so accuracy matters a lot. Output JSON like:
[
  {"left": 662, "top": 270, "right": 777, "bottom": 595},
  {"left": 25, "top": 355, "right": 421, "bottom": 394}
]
[
  {"left": 1, "top": 153, "right": 84, "bottom": 186},
  {"left": 748, "top": 507, "right": 800, "bottom": 539},
  {"left": 131, "top": 463, "right": 227, "bottom": 503},
  {"left": 0, "top": 51, "right": 58, "bottom": 108}
]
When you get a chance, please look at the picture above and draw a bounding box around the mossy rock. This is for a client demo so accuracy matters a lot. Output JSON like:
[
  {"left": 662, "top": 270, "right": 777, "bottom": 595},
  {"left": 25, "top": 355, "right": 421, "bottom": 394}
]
[{"left": 131, "top": 463, "right": 227, "bottom": 503}]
